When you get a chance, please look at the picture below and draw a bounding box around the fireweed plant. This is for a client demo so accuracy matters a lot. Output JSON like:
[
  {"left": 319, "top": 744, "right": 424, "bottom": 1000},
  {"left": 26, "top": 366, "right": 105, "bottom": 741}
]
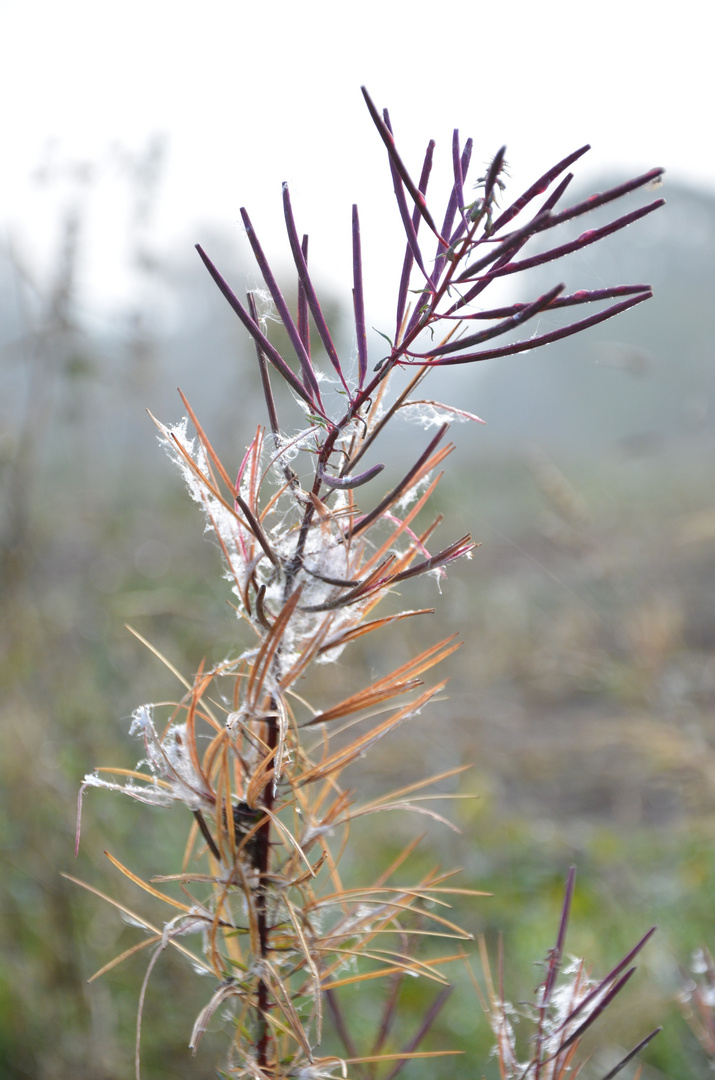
[{"left": 71, "top": 88, "right": 665, "bottom": 1079}]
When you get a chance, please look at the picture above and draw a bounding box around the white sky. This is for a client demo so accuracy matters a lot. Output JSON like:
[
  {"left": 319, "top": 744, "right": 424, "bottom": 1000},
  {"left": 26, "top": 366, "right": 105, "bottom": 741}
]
[{"left": 2, "top": 0, "right": 710, "bottom": 319}]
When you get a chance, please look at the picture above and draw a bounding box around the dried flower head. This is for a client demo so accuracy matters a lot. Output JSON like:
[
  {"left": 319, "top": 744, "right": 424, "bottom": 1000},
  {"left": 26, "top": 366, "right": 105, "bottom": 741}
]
[{"left": 681, "top": 946, "right": 715, "bottom": 1062}]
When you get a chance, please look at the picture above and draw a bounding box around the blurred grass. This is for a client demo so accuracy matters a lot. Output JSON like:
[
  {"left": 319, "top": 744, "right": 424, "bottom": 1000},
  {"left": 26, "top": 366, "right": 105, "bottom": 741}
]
[
  {"left": 2, "top": 432, "right": 715, "bottom": 1078},
  {"left": 2, "top": 172, "right": 715, "bottom": 1077}
]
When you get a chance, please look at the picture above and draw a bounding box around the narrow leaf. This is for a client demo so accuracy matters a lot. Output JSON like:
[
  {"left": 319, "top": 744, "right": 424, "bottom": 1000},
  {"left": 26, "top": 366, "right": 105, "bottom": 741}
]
[
  {"left": 395, "top": 139, "right": 436, "bottom": 338},
  {"left": 415, "top": 292, "right": 652, "bottom": 366},
  {"left": 282, "top": 183, "right": 351, "bottom": 393},
  {"left": 352, "top": 204, "right": 369, "bottom": 386},
  {"left": 240, "top": 207, "right": 323, "bottom": 404},
  {"left": 195, "top": 244, "right": 322, "bottom": 413},
  {"left": 419, "top": 284, "right": 565, "bottom": 359},
  {"left": 489, "top": 144, "right": 591, "bottom": 235},
  {"left": 362, "top": 86, "right": 439, "bottom": 235},
  {"left": 350, "top": 423, "right": 450, "bottom": 537},
  {"left": 247, "top": 291, "right": 280, "bottom": 437},
  {"left": 298, "top": 233, "right": 310, "bottom": 353}
]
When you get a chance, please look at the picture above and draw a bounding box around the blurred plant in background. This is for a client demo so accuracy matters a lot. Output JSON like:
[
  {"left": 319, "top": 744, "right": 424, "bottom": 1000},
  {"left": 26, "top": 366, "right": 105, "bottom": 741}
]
[
  {"left": 478, "top": 869, "right": 659, "bottom": 1080},
  {"left": 681, "top": 946, "right": 715, "bottom": 1064},
  {"left": 62, "top": 88, "right": 673, "bottom": 1079}
]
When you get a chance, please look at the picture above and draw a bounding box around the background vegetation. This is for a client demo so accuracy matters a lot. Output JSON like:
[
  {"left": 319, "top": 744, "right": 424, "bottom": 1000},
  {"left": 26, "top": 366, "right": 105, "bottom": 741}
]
[{"left": 1, "top": 154, "right": 714, "bottom": 1078}]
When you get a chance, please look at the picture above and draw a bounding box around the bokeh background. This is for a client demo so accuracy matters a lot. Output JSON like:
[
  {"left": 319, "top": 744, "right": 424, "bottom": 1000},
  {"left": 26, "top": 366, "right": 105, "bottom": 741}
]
[{"left": 2, "top": 2, "right": 714, "bottom": 1077}]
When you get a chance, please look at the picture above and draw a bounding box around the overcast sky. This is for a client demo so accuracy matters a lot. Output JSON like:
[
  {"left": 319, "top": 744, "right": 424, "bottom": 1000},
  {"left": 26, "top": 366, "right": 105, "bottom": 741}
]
[{"left": 2, "top": 0, "right": 710, "bottom": 319}]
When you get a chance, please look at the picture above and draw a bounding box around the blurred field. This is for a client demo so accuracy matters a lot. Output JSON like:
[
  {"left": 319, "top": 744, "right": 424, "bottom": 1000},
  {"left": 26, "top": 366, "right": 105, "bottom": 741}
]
[{"left": 1, "top": 175, "right": 714, "bottom": 1078}]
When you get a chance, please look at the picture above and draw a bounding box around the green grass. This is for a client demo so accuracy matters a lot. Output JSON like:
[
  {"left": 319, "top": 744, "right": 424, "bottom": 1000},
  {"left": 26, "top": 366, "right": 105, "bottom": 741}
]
[{"left": 2, "top": 438, "right": 714, "bottom": 1078}]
